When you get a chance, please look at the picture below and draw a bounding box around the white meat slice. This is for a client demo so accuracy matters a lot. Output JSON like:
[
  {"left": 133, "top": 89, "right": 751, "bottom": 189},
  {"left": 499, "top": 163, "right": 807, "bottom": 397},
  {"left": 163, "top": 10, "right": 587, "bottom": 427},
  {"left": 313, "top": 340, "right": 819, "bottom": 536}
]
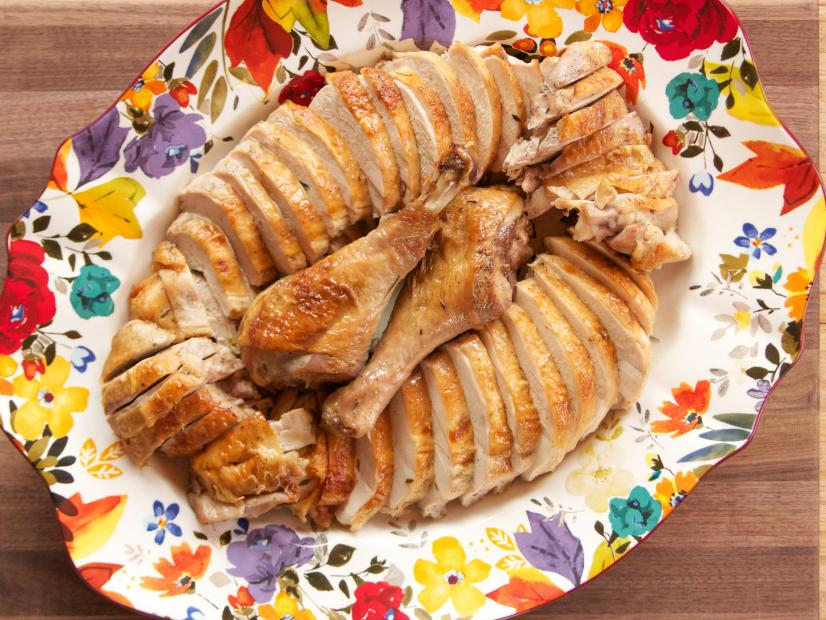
[
  {"left": 584, "top": 240, "right": 659, "bottom": 305},
  {"left": 508, "top": 57, "right": 542, "bottom": 118},
  {"left": 480, "top": 44, "right": 526, "bottom": 174},
  {"left": 151, "top": 242, "right": 212, "bottom": 339},
  {"left": 540, "top": 41, "right": 611, "bottom": 91},
  {"left": 191, "top": 273, "right": 236, "bottom": 346},
  {"left": 270, "top": 408, "right": 317, "bottom": 452},
  {"left": 102, "top": 320, "right": 175, "bottom": 382}
]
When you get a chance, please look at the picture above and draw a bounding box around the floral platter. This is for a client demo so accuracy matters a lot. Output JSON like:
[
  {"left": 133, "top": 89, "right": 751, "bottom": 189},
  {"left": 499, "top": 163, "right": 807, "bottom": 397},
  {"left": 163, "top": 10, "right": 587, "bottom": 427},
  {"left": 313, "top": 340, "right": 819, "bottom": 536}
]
[{"left": 1, "top": 0, "right": 823, "bottom": 618}]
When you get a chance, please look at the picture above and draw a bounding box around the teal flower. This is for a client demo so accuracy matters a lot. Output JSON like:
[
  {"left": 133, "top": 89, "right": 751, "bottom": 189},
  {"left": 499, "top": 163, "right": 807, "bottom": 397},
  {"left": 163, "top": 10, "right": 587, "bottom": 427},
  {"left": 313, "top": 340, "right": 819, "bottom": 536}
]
[
  {"left": 70, "top": 265, "right": 120, "bottom": 319},
  {"left": 666, "top": 72, "right": 720, "bottom": 121},
  {"left": 608, "top": 485, "right": 662, "bottom": 537}
]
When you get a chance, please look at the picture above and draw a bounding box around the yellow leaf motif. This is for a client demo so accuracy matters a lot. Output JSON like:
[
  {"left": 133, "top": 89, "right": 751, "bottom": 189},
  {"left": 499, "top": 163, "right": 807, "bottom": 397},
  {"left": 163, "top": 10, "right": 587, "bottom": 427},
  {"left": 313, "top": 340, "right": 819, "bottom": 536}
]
[
  {"left": 704, "top": 61, "right": 780, "bottom": 127},
  {"left": 87, "top": 463, "right": 123, "bottom": 480},
  {"left": 496, "top": 554, "right": 528, "bottom": 572},
  {"left": 487, "top": 527, "right": 515, "bottom": 551},
  {"left": 99, "top": 440, "right": 125, "bottom": 462},
  {"left": 803, "top": 197, "right": 825, "bottom": 274},
  {"left": 263, "top": 0, "right": 330, "bottom": 48},
  {"left": 73, "top": 177, "right": 145, "bottom": 246},
  {"left": 79, "top": 438, "right": 97, "bottom": 468},
  {"left": 588, "top": 537, "right": 632, "bottom": 579}
]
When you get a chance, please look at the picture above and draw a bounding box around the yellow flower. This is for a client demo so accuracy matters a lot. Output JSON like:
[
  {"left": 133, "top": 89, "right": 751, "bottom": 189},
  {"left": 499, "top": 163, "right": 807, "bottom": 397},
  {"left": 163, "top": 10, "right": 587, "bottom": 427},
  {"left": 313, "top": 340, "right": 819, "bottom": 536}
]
[
  {"left": 12, "top": 356, "right": 88, "bottom": 440},
  {"left": 122, "top": 62, "right": 167, "bottom": 111},
  {"left": 654, "top": 471, "right": 698, "bottom": 517},
  {"left": 0, "top": 355, "right": 17, "bottom": 395},
  {"left": 732, "top": 308, "right": 751, "bottom": 330},
  {"left": 575, "top": 0, "right": 626, "bottom": 32},
  {"left": 414, "top": 536, "right": 491, "bottom": 616},
  {"left": 501, "top": 0, "right": 575, "bottom": 38},
  {"left": 565, "top": 442, "right": 633, "bottom": 512},
  {"left": 783, "top": 267, "right": 812, "bottom": 322},
  {"left": 258, "top": 592, "right": 315, "bottom": 620}
]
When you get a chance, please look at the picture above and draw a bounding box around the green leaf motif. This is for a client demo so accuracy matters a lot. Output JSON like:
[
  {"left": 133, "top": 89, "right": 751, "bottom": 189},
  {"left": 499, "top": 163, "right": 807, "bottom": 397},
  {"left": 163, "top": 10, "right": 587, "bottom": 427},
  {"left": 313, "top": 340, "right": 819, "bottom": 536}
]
[
  {"left": 698, "top": 428, "right": 750, "bottom": 442},
  {"left": 713, "top": 413, "right": 757, "bottom": 430},
  {"left": 326, "top": 543, "right": 355, "bottom": 567},
  {"left": 211, "top": 76, "right": 228, "bottom": 124},
  {"left": 198, "top": 60, "right": 218, "bottom": 112},
  {"left": 677, "top": 443, "right": 737, "bottom": 463},
  {"left": 41, "top": 239, "right": 63, "bottom": 261},
  {"left": 486, "top": 30, "right": 518, "bottom": 41},
  {"left": 306, "top": 571, "right": 333, "bottom": 591},
  {"left": 179, "top": 7, "right": 222, "bottom": 53},
  {"left": 565, "top": 30, "right": 592, "bottom": 45},
  {"left": 186, "top": 31, "right": 217, "bottom": 79}
]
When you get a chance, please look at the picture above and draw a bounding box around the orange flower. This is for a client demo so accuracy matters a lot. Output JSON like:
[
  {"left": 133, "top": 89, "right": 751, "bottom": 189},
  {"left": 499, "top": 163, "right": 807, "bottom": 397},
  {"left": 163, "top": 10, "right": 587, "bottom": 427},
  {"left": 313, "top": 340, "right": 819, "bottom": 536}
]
[
  {"left": 783, "top": 267, "right": 812, "bottom": 322},
  {"left": 229, "top": 585, "right": 255, "bottom": 610},
  {"left": 122, "top": 62, "right": 167, "bottom": 111},
  {"left": 651, "top": 380, "right": 711, "bottom": 437},
  {"left": 56, "top": 493, "right": 127, "bottom": 560},
  {"left": 576, "top": 0, "right": 627, "bottom": 32},
  {"left": 141, "top": 542, "right": 211, "bottom": 597},
  {"left": 654, "top": 471, "right": 698, "bottom": 516},
  {"left": 602, "top": 40, "right": 646, "bottom": 104}
]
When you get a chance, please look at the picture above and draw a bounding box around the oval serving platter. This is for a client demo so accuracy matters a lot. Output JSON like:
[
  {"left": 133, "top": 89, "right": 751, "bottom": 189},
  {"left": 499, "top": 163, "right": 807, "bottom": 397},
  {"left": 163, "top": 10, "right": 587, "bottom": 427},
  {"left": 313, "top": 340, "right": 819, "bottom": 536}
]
[{"left": 1, "top": 1, "right": 823, "bottom": 618}]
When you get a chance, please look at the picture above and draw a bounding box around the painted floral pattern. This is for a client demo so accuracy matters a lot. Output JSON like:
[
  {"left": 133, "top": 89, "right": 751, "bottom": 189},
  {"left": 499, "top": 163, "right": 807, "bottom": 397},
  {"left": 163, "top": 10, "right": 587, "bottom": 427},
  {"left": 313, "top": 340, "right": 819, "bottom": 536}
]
[{"left": 0, "top": 1, "right": 823, "bottom": 619}]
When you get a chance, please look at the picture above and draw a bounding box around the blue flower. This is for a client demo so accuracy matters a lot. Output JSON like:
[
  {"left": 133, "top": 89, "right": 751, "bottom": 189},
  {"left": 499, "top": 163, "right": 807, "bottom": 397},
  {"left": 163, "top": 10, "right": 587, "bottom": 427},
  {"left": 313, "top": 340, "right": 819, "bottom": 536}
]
[
  {"left": 70, "top": 346, "right": 96, "bottom": 372},
  {"left": 146, "top": 500, "right": 182, "bottom": 545},
  {"left": 69, "top": 265, "right": 120, "bottom": 319},
  {"left": 666, "top": 72, "right": 720, "bottom": 121},
  {"left": 184, "top": 607, "right": 205, "bottom": 620},
  {"left": 689, "top": 171, "right": 714, "bottom": 196},
  {"left": 608, "top": 486, "right": 662, "bottom": 538},
  {"left": 22, "top": 201, "right": 48, "bottom": 219},
  {"left": 734, "top": 223, "right": 777, "bottom": 259}
]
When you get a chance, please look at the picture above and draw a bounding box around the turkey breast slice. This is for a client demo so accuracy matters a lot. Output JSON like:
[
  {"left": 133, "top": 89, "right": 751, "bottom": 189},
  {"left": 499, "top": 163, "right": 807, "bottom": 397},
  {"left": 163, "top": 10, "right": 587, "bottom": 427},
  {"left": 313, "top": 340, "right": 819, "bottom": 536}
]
[
  {"left": 270, "top": 408, "right": 317, "bottom": 453},
  {"left": 191, "top": 273, "right": 237, "bottom": 346},
  {"left": 247, "top": 122, "right": 349, "bottom": 237},
  {"left": 189, "top": 489, "right": 294, "bottom": 524},
  {"left": 166, "top": 212, "right": 253, "bottom": 320},
  {"left": 515, "top": 279, "right": 598, "bottom": 446},
  {"left": 215, "top": 152, "right": 307, "bottom": 275},
  {"left": 543, "top": 169, "right": 678, "bottom": 203},
  {"left": 336, "top": 409, "right": 394, "bottom": 530},
  {"left": 269, "top": 101, "right": 372, "bottom": 223},
  {"left": 480, "top": 44, "right": 526, "bottom": 175},
  {"left": 233, "top": 139, "right": 330, "bottom": 263},
  {"left": 479, "top": 319, "right": 541, "bottom": 478},
  {"left": 384, "top": 367, "right": 435, "bottom": 517},
  {"left": 444, "top": 42, "right": 501, "bottom": 177},
  {"left": 508, "top": 57, "right": 542, "bottom": 118},
  {"left": 544, "top": 236, "right": 656, "bottom": 335},
  {"left": 311, "top": 76, "right": 401, "bottom": 215},
  {"left": 311, "top": 432, "right": 356, "bottom": 529},
  {"left": 584, "top": 240, "right": 658, "bottom": 305},
  {"left": 151, "top": 242, "right": 213, "bottom": 340},
  {"left": 384, "top": 52, "right": 479, "bottom": 173},
  {"left": 501, "top": 304, "right": 571, "bottom": 480},
  {"left": 445, "top": 333, "right": 514, "bottom": 505},
  {"left": 540, "top": 255, "right": 651, "bottom": 407},
  {"left": 418, "top": 350, "right": 475, "bottom": 518},
  {"left": 391, "top": 70, "right": 452, "bottom": 193},
  {"left": 102, "top": 320, "right": 175, "bottom": 382},
  {"left": 530, "top": 257, "right": 619, "bottom": 435},
  {"left": 129, "top": 273, "right": 180, "bottom": 337},
  {"left": 540, "top": 41, "right": 612, "bottom": 91},
  {"left": 361, "top": 67, "right": 421, "bottom": 203},
  {"left": 101, "top": 337, "right": 216, "bottom": 414},
  {"left": 287, "top": 433, "right": 328, "bottom": 524},
  {"left": 179, "top": 174, "right": 276, "bottom": 286}
]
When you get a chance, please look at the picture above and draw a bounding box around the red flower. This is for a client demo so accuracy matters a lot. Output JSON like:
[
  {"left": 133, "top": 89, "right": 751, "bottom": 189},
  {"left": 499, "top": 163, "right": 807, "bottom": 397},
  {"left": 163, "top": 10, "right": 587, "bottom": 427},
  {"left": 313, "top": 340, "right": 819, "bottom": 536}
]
[
  {"left": 224, "top": 0, "right": 293, "bottom": 93},
  {"left": 278, "top": 70, "right": 326, "bottom": 106},
  {"left": 22, "top": 356, "right": 46, "bottom": 380},
  {"left": 512, "top": 38, "right": 538, "bottom": 53},
  {"left": 0, "top": 240, "right": 56, "bottom": 355},
  {"left": 602, "top": 40, "right": 646, "bottom": 104},
  {"left": 352, "top": 581, "right": 409, "bottom": 620},
  {"left": 169, "top": 80, "right": 197, "bottom": 107},
  {"left": 652, "top": 380, "right": 711, "bottom": 436},
  {"left": 228, "top": 585, "right": 255, "bottom": 609},
  {"left": 662, "top": 130, "right": 682, "bottom": 155},
  {"left": 624, "top": 0, "right": 738, "bottom": 61}
]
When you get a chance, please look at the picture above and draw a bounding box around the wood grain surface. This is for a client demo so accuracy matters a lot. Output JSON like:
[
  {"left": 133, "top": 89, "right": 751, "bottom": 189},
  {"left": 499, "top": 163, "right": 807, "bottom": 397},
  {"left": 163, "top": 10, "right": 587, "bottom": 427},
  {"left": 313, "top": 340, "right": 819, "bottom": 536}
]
[{"left": 0, "top": 1, "right": 820, "bottom": 618}]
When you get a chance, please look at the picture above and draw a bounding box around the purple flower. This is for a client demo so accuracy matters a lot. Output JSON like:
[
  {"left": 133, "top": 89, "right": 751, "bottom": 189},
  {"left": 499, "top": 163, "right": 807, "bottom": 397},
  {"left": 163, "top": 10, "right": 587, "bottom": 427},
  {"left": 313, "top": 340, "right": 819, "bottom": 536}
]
[
  {"left": 734, "top": 223, "right": 777, "bottom": 259},
  {"left": 514, "top": 511, "right": 584, "bottom": 587},
  {"left": 226, "top": 525, "right": 314, "bottom": 603},
  {"left": 747, "top": 379, "right": 771, "bottom": 412},
  {"left": 124, "top": 94, "right": 206, "bottom": 179},
  {"left": 146, "top": 500, "right": 182, "bottom": 545}
]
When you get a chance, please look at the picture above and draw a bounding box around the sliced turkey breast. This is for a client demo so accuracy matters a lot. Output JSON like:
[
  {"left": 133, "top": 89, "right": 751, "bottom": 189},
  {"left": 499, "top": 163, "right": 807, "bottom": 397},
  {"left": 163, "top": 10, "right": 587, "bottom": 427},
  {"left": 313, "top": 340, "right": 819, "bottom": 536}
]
[
  {"left": 391, "top": 70, "right": 452, "bottom": 192},
  {"left": 189, "top": 488, "right": 294, "bottom": 524},
  {"left": 529, "top": 66, "right": 623, "bottom": 136},
  {"left": 444, "top": 42, "right": 501, "bottom": 177},
  {"left": 544, "top": 236, "right": 656, "bottom": 335},
  {"left": 191, "top": 274, "right": 236, "bottom": 345},
  {"left": 501, "top": 304, "right": 571, "bottom": 481},
  {"left": 530, "top": 257, "right": 619, "bottom": 434},
  {"left": 478, "top": 319, "right": 541, "bottom": 478},
  {"left": 129, "top": 274, "right": 180, "bottom": 336},
  {"left": 336, "top": 409, "right": 393, "bottom": 530},
  {"left": 287, "top": 433, "right": 328, "bottom": 524},
  {"left": 234, "top": 140, "right": 329, "bottom": 263},
  {"left": 361, "top": 67, "right": 421, "bottom": 203},
  {"left": 270, "top": 408, "right": 317, "bottom": 452},
  {"left": 445, "top": 333, "right": 513, "bottom": 505},
  {"left": 385, "top": 367, "right": 435, "bottom": 517},
  {"left": 541, "top": 41, "right": 612, "bottom": 91},
  {"left": 102, "top": 337, "right": 216, "bottom": 414},
  {"left": 311, "top": 75, "right": 401, "bottom": 214},
  {"left": 480, "top": 44, "right": 526, "bottom": 174},
  {"left": 108, "top": 346, "right": 243, "bottom": 439},
  {"left": 102, "top": 320, "right": 175, "bottom": 382},
  {"left": 543, "top": 169, "right": 678, "bottom": 204},
  {"left": 384, "top": 52, "right": 478, "bottom": 172},
  {"left": 505, "top": 89, "right": 627, "bottom": 174},
  {"left": 166, "top": 212, "right": 253, "bottom": 320},
  {"left": 418, "top": 350, "right": 475, "bottom": 518},
  {"left": 584, "top": 240, "right": 658, "bottom": 305},
  {"left": 151, "top": 242, "right": 212, "bottom": 340},
  {"left": 269, "top": 101, "right": 372, "bottom": 223},
  {"left": 515, "top": 279, "right": 598, "bottom": 445},
  {"left": 508, "top": 57, "right": 542, "bottom": 118},
  {"left": 247, "top": 122, "right": 349, "bottom": 237},
  {"left": 180, "top": 174, "right": 276, "bottom": 286},
  {"left": 311, "top": 432, "right": 356, "bottom": 529},
  {"left": 540, "top": 255, "right": 651, "bottom": 406},
  {"left": 215, "top": 153, "right": 307, "bottom": 275},
  {"left": 125, "top": 384, "right": 248, "bottom": 465}
]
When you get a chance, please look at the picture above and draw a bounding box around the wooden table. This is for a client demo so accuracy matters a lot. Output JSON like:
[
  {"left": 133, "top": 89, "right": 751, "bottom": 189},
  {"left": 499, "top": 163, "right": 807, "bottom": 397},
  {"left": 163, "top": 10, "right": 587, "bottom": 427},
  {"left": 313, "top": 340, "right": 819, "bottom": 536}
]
[{"left": 0, "top": 1, "right": 821, "bottom": 618}]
